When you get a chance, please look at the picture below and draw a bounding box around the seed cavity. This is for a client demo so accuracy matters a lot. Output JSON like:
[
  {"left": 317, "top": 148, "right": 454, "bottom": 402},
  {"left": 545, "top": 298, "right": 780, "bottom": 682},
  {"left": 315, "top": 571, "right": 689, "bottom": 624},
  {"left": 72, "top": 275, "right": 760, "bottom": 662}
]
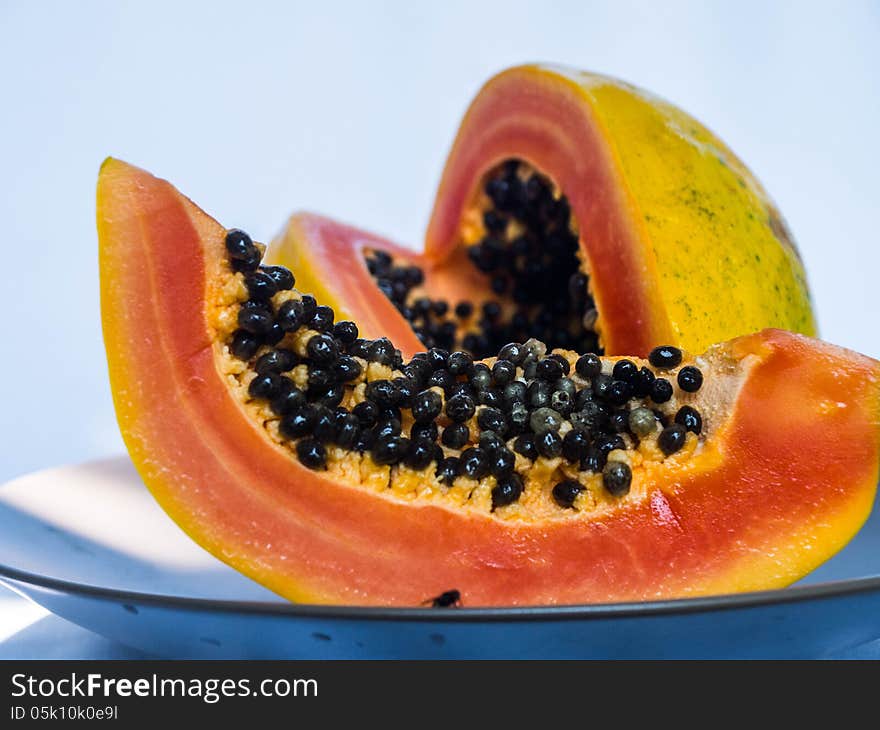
[
  {"left": 364, "top": 160, "right": 602, "bottom": 358},
  {"left": 220, "top": 229, "right": 707, "bottom": 515}
]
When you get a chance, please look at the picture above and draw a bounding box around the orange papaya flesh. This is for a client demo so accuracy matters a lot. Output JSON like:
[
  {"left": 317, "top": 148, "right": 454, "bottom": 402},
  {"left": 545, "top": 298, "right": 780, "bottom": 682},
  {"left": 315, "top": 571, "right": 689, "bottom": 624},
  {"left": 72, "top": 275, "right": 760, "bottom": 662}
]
[
  {"left": 98, "top": 158, "right": 879, "bottom": 607},
  {"left": 271, "top": 65, "right": 816, "bottom": 360}
]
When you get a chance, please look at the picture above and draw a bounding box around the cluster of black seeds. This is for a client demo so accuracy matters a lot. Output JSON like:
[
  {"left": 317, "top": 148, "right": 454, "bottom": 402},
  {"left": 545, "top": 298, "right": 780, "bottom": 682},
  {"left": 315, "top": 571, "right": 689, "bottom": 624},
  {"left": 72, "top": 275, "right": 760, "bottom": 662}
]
[
  {"left": 364, "top": 250, "right": 458, "bottom": 351},
  {"left": 364, "top": 159, "right": 601, "bottom": 359},
  {"left": 225, "top": 229, "right": 705, "bottom": 513}
]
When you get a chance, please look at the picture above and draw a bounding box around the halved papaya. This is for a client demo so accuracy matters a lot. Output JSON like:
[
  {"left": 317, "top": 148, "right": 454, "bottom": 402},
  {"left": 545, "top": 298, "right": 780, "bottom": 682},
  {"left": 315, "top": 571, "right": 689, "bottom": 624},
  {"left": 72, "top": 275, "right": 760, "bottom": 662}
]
[
  {"left": 270, "top": 64, "right": 815, "bottom": 360},
  {"left": 98, "top": 158, "right": 879, "bottom": 606}
]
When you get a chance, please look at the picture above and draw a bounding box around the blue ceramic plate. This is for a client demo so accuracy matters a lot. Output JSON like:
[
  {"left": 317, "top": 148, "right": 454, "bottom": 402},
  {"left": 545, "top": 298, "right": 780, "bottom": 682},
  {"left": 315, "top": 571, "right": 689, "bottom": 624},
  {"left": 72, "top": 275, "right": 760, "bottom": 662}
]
[{"left": 1, "top": 457, "right": 879, "bottom": 659}]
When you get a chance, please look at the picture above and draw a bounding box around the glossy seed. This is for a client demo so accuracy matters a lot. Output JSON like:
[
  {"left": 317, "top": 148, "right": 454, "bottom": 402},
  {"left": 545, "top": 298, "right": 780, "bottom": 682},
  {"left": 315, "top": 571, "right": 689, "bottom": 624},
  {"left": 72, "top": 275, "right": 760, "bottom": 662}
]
[
  {"left": 612, "top": 359, "right": 638, "bottom": 385},
  {"left": 372, "top": 435, "right": 409, "bottom": 465},
  {"left": 248, "top": 372, "right": 281, "bottom": 400},
  {"left": 603, "top": 461, "right": 632, "bottom": 496},
  {"left": 264, "top": 322, "right": 285, "bottom": 346},
  {"left": 352, "top": 400, "right": 379, "bottom": 426},
  {"left": 333, "top": 356, "right": 362, "bottom": 382},
  {"left": 244, "top": 270, "right": 278, "bottom": 301},
  {"left": 513, "top": 433, "right": 539, "bottom": 461},
  {"left": 225, "top": 229, "right": 255, "bottom": 260},
  {"left": 648, "top": 345, "right": 683, "bottom": 369},
  {"left": 427, "top": 347, "right": 450, "bottom": 371},
  {"left": 605, "top": 380, "right": 634, "bottom": 406},
  {"left": 633, "top": 366, "right": 656, "bottom": 397},
  {"left": 489, "top": 448, "right": 516, "bottom": 477},
  {"left": 552, "top": 480, "right": 584, "bottom": 509},
  {"left": 477, "top": 430, "right": 503, "bottom": 455},
  {"left": 230, "top": 329, "right": 260, "bottom": 360},
  {"left": 308, "top": 305, "right": 334, "bottom": 333},
  {"left": 650, "top": 378, "right": 673, "bottom": 404},
  {"left": 482, "top": 390, "right": 509, "bottom": 416},
  {"left": 441, "top": 423, "right": 470, "bottom": 449},
  {"left": 608, "top": 410, "right": 629, "bottom": 433},
  {"left": 334, "top": 414, "right": 361, "bottom": 449},
  {"left": 458, "top": 447, "right": 490, "bottom": 479},
  {"left": 312, "top": 407, "right": 338, "bottom": 443},
  {"left": 333, "top": 320, "right": 358, "bottom": 344},
  {"left": 445, "top": 392, "right": 476, "bottom": 423},
  {"left": 591, "top": 373, "right": 613, "bottom": 400},
  {"left": 427, "top": 369, "right": 454, "bottom": 393},
  {"left": 374, "top": 416, "right": 402, "bottom": 439},
  {"left": 255, "top": 348, "right": 297, "bottom": 374},
  {"left": 411, "top": 390, "right": 443, "bottom": 424},
  {"left": 595, "top": 433, "right": 625, "bottom": 455},
  {"left": 537, "top": 430, "right": 563, "bottom": 459},
  {"left": 492, "top": 359, "right": 516, "bottom": 386},
  {"left": 347, "top": 338, "right": 371, "bottom": 359},
  {"left": 491, "top": 473, "right": 524, "bottom": 511},
  {"left": 299, "top": 294, "right": 317, "bottom": 315},
  {"left": 237, "top": 306, "right": 273, "bottom": 335},
  {"left": 368, "top": 338, "right": 397, "bottom": 366},
  {"left": 548, "top": 353, "right": 571, "bottom": 375},
  {"left": 536, "top": 357, "right": 564, "bottom": 381},
  {"left": 527, "top": 380, "right": 552, "bottom": 410},
  {"left": 279, "top": 406, "right": 316, "bottom": 439},
  {"left": 296, "top": 438, "right": 326, "bottom": 470},
  {"left": 580, "top": 449, "right": 604, "bottom": 473},
  {"left": 675, "top": 405, "right": 703, "bottom": 434},
  {"left": 498, "top": 342, "right": 525, "bottom": 365},
  {"left": 436, "top": 457, "right": 460, "bottom": 485},
  {"left": 308, "top": 368, "right": 335, "bottom": 392},
  {"left": 677, "top": 366, "right": 703, "bottom": 393},
  {"left": 575, "top": 353, "right": 602, "bottom": 378},
  {"left": 447, "top": 351, "right": 474, "bottom": 376},
  {"left": 476, "top": 406, "right": 507, "bottom": 435},
  {"left": 658, "top": 424, "right": 688, "bottom": 455},
  {"left": 365, "top": 380, "right": 401, "bottom": 408},
  {"left": 562, "top": 429, "right": 590, "bottom": 462},
  {"left": 276, "top": 300, "right": 304, "bottom": 332},
  {"left": 404, "top": 439, "right": 436, "bottom": 470},
  {"left": 271, "top": 385, "right": 306, "bottom": 416},
  {"left": 260, "top": 265, "right": 295, "bottom": 290},
  {"left": 315, "top": 382, "right": 345, "bottom": 408},
  {"left": 231, "top": 246, "right": 261, "bottom": 272},
  {"left": 353, "top": 429, "right": 375, "bottom": 452},
  {"left": 306, "top": 333, "right": 339, "bottom": 365},
  {"left": 410, "top": 420, "right": 438, "bottom": 443}
]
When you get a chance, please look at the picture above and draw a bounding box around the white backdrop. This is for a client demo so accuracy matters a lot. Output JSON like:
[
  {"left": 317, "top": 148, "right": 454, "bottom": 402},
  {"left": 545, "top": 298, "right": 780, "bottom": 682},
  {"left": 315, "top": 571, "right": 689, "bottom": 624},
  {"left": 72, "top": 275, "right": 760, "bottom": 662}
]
[{"left": 1, "top": 0, "right": 878, "bottom": 482}]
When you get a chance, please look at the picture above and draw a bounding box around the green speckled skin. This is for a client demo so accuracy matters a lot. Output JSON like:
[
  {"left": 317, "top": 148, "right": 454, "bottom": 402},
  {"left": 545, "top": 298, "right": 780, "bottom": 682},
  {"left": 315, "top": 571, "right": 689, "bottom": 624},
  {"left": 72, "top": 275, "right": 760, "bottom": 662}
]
[{"left": 564, "top": 70, "right": 816, "bottom": 352}]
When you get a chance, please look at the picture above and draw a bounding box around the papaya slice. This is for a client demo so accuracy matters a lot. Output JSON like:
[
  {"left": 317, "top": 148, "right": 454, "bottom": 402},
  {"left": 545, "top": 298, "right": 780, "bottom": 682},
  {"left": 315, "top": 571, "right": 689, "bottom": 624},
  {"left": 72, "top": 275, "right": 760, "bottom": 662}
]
[
  {"left": 270, "top": 65, "right": 816, "bottom": 359},
  {"left": 98, "top": 158, "right": 879, "bottom": 607},
  {"left": 266, "top": 213, "right": 425, "bottom": 355}
]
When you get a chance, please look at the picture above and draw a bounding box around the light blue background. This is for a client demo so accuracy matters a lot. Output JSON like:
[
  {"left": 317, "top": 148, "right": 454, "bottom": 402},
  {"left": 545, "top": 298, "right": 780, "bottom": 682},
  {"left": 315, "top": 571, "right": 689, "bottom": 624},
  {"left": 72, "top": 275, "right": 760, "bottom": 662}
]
[{"left": 1, "top": 0, "right": 878, "bottom": 482}]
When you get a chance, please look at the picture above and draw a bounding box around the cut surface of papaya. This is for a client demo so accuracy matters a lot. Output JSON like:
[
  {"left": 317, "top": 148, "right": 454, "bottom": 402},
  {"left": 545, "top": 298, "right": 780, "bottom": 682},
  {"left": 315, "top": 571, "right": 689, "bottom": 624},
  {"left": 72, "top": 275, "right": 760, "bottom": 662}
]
[
  {"left": 271, "top": 65, "right": 815, "bottom": 360},
  {"left": 98, "top": 158, "right": 878, "bottom": 607}
]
